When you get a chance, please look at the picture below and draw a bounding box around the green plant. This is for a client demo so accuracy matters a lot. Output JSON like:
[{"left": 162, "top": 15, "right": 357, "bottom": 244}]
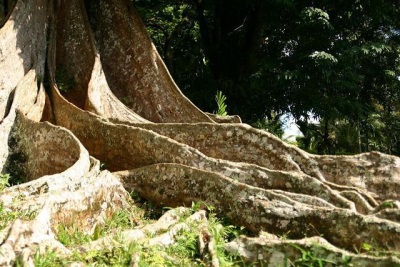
[
  {"left": 81, "top": 243, "right": 140, "bottom": 266},
  {"left": 290, "top": 244, "right": 336, "bottom": 267},
  {"left": 380, "top": 201, "right": 395, "bottom": 209},
  {"left": 0, "top": 202, "right": 37, "bottom": 231},
  {"left": 130, "top": 191, "right": 164, "bottom": 221},
  {"left": 33, "top": 250, "right": 66, "bottom": 267},
  {"left": 55, "top": 68, "right": 75, "bottom": 93},
  {"left": 215, "top": 90, "right": 228, "bottom": 116},
  {"left": 103, "top": 208, "right": 138, "bottom": 232},
  {"left": 0, "top": 173, "right": 10, "bottom": 192},
  {"left": 253, "top": 112, "right": 285, "bottom": 138},
  {"left": 57, "top": 223, "right": 93, "bottom": 247},
  {"left": 28, "top": 201, "right": 251, "bottom": 266}
]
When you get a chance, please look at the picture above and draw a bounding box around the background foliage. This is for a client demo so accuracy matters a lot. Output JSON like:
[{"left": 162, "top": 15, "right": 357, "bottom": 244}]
[{"left": 134, "top": 0, "right": 400, "bottom": 156}]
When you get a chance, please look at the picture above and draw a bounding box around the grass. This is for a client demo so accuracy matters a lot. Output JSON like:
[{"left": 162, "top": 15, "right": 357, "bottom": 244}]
[
  {"left": 0, "top": 173, "right": 10, "bottom": 191},
  {"left": 0, "top": 202, "right": 37, "bottom": 231},
  {"left": 28, "top": 195, "right": 249, "bottom": 266},
  {"left": 0, "top": 173, "right": 38, "bottom": 231},
  {"left": 289, "top": 244, "right": 337, "bottom": 267},
  {"left": 2, "top": 184, "right": 398, "bottom": 266},
  {"left": 0, "top": 182, "right": 353, "bottom": 266}
]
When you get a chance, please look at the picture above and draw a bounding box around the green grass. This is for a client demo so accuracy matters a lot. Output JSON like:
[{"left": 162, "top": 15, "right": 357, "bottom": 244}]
[
  {"left": 3, "top": 186, "right": 397, "bottom": 266},
  {"left": 0, "top": 202, "right": 37, "bottom": 231},
  {"left": 0, "top": 173, "right": 38, "bottom": 231},
  {"left": 29, "top": 197, "right": 248, "bottom": 266},
  {"left": 0, "top": 173, "right": 10, "bottom": 191}
]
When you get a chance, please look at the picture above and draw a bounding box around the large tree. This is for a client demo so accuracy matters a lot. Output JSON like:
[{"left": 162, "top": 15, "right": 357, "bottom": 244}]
[{"left": 0, "top": 0, "right": 400, "bottom": 265}]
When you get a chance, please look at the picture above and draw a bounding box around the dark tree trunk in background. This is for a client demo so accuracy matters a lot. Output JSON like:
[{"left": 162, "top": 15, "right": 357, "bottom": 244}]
[{"left": 193, "top": 0, "right": 266, "bottom": 119}]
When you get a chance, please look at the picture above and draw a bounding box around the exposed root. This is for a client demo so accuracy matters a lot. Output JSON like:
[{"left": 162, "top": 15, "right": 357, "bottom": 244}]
[
  {"left": 129, "top": 251, "right": 140, "bottom": 267},
  {"left": 114, "top": 163, "right": 400, "bottom": 253},
  {"left": 79, "top": 207, "right": 190, "bottom": 252},
  {"left": 0, "top": 209, "right": 71, "bottom": 266},
  {"left": 199, "top": 224, "right": 220, "bottom": 267},
  {"left": 148, "top": 210, "right": 207, "bottom": 247},
  {"left": 225, "top": 232, "right": 400, "bottom": 266},
  {"left": 75, "top": 209, "right": 221, "bottom": 266}
]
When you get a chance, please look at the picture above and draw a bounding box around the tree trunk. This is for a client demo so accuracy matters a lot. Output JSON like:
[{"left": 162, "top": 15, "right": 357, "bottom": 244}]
[{"left": 0, "top": 0, "right": 400, "bottom": 265}]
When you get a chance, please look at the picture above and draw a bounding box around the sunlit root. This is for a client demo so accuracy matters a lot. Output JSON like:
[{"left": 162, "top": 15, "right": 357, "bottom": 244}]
[
  {"left": 114, "top": 163, "right": 400, "bottom": 253},
  {"left": 225, "top": 232, "right": 400, "bottom": 266},
  {"left": 0, "top": 209, "right": 71, "bottom": 267},
  {"left": 79, "top": 207, "right": 190, "bottom": 252},
  {"left": 199, "top": 224, "right": 220, "bottom": 267}
]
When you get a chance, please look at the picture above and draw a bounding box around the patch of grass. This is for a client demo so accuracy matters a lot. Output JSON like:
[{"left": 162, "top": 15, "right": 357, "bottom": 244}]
[
  {"left": 104, "top": 208, "right": 140, "bottom": 232},
  {"left": 33, "top": 250, "right": 67, "bottom": 267},
  {"left": 353, "top": 241, "right": 400, "bottom": 258},
  {"left": 380, "top": 201, "right": 395, "bottom": 209},
  {"left": 288, "top": 243, "right": 358, "bottom": 267},
  {"left": 207, "top": 212, "right": 249, "bottom": 266},
  {"left": 76, "top": 243, "right": 140, "bottom": 266},
  {"left": 0, "top": 203, "right": 37, "bottom": 231},
  {"left": 290, "top": 244, "right": 337, "bottom": 267},
  {"left": 36, "top": 200, "right": 250, "bottom": 266},
  {"left": 57, "top": 223, "right": 93, "bottom": 247},
  {"left": 0, "top": 174, "right": 38, "bottom": 231},
  {"left": 0, "top": 173, "right": 10, "bottom": 191},
  {"left": 56, "top": 206, "right": 142, "bottom": 248}
]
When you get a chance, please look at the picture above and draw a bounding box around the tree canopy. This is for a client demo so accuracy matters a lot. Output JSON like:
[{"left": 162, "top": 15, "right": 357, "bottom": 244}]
[{"left": 135, "top": 0, "right": 400, "bottom": 155}]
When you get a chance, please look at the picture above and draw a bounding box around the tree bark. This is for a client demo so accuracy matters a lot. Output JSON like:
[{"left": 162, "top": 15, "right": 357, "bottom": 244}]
[{"left": 0, "top": 0, "right": 399, "bottom": 265}]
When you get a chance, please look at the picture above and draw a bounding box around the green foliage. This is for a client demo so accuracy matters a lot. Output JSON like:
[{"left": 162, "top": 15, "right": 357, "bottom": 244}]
[
  {"left": 57, "top": 224, "right": 93, "bottom": 247},
  {"left": 309, "top": 51, "right": 338, "bottom": 66},
  {"left": 55, "top": 68, "right": 75, "bottom": 93},
  {"left": 33, "top": 251, "right": 65, "bottom": 267},
  {"left": 300, "top": 7, "right": 332, "bottom": 30},
  {"left": 78, "top": 243, "right": 139, "bottom": 266},
  {"left": 253, "top": 112, "right": 285, "bottom": 139},
  {"left": 0, "top": 173, "right": 10, "bottom": 192},
  {"left": 291, "top": 244, "right": 335, "bottom": 266},
  {"left": 135, "top": 0, "right": 400, "bottom": 156},
  {"left": 296, "top": 118, "right": 362, "bottom": 155},
  {"left": 352, "top": 241, "right": 398, "bottom": 258},
  {"left": 0, "top": 175, "right": 38, "bottom": 231},
  {"left": 130, "top": 191, "right": 165, "bottom": 221},
  {"left": 290, "top": 244, "right": 354, "bottom": 267},
  {"left": 135, "top": 0, "right": 218, "bottom": 113},
  {"left": 56, "top": 206, "right": 141, "bottom": 248},
  {"left": 0, "top": 202, "right": 37, "bottom": 231},
  {"left": 380, "top": 201, "right": 395, "bottom": 209},
  {"left": 215, "top": 90, "right": 228, "bottom": 116},
  {"left": 34, "top": 200, "right": 251, "bottom": 266}
]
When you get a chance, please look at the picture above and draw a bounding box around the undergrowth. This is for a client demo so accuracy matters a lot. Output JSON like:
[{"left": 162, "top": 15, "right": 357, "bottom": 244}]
[
  {"left": 2, "top": 187, "right": 397, "bottom": 266},
  {"left": 55, "top": 67, "right": 75, "bottom": 93},
  {"left": 29, "top": 195, "right": 248, "bottom": 266},
  {"left": 0, "top": 173, "right": 37, "bottom": 231}
]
